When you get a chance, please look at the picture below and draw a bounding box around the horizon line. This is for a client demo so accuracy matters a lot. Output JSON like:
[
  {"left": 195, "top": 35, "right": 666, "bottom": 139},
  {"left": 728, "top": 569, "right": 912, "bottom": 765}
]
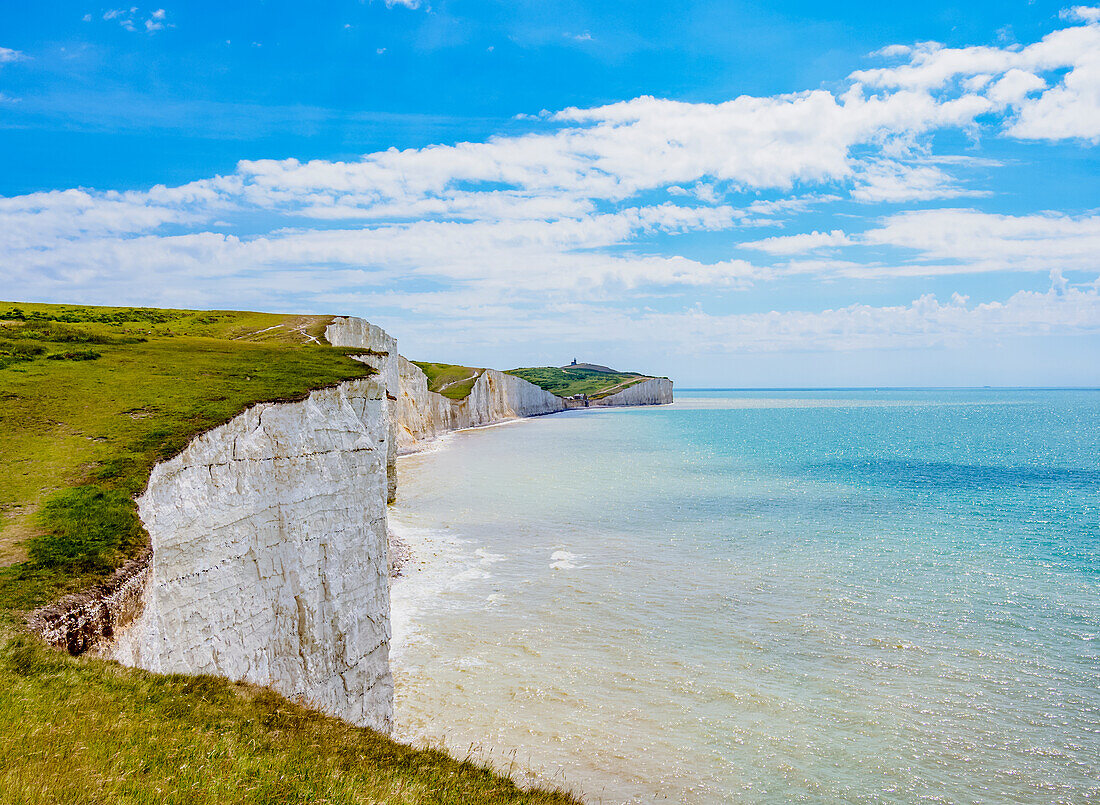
[{"left": 675, "top": 386, "right": 1100, "bottom": 391}]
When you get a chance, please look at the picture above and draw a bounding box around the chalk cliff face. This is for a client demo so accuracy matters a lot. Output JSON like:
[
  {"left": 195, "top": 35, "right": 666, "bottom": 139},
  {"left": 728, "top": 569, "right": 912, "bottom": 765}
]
[
  {"left": 394, "top": 358, "right": 565, "bottom": 451},
  {"left": 325, "top": 317, "right": 399, "bottom": 502},
  {"left": 460, "top": 368, "right": 566, "bottom": 428},
  {"left": 394, "top": 354, "right": 458, "bottom": 447},
  {"left": 110, "top": 377, "right": 394, "bottom": 733},
  {"left": 592, "top": 377, "right": 674, "bottom": 407},
  {"left": 324, "top": 322, "right": 566, "bottom": 453}
]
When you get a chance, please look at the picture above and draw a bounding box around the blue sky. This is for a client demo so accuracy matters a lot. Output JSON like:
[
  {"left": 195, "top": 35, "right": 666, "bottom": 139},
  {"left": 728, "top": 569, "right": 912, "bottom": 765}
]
[{"left": 2, "top": 1, "right": 1100, "bottom": 386}]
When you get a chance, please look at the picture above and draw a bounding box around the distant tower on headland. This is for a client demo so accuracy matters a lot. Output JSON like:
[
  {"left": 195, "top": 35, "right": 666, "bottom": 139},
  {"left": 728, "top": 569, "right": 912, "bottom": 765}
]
[{"left": 571, "top": 358, "right": 577, "bottom": 365}]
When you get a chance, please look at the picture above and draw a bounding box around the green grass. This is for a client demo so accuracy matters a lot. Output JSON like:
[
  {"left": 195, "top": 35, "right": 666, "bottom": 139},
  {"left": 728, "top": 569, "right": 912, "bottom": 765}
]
[
  {"left": 0, "top": 618, "right": 578, "bottom": 805},
  {"left": 0, "top": 302, "right": 373, "bottom": 608},
  {"left": 0, "top": 301, "right": 582, "bottom": 804},
  {"left": 505, "top": 366, "right": 650, "bottom": 399},
  {"left": 411, "top": 361, "right": 484, "bottom": 401}
]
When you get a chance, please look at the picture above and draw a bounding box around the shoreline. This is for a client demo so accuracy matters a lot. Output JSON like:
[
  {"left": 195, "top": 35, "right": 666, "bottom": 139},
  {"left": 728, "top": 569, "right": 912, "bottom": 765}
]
[
  {"left": 388, "top": 411, "right": 550, "bottom": 576},
  {"left": 386, "top": 412, "right": 580, "bottom": 792}
]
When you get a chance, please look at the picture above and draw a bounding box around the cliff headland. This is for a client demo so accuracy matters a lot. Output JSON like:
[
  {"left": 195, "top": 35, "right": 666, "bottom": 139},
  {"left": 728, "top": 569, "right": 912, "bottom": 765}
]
[{"left": 0, "top": 301, "right": 671, "bottom": 803}]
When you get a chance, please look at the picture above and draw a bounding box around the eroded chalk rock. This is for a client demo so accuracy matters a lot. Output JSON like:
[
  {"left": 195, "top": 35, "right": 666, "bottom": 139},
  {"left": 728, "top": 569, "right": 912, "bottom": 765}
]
[
  {"left": 591, "top": 377, "right": 674, "bottom": 406},
  {"left": 110, "top": 378, "right": 394, "bottom": 733}
]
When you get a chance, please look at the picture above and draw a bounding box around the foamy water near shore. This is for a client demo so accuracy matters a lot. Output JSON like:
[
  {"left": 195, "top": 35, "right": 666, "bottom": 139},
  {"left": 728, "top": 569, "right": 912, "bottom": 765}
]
[{"left": 388, "top": 391, "right": 1100, "bottom": 803}]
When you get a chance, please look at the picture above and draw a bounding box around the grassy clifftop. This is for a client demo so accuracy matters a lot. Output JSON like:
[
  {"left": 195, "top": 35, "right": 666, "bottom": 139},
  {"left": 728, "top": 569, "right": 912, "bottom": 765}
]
[
  {"left": 408, "top": 360, "right": 664, "bottom": 403},
  {"left": 0, "top": 302, "right": 371, "bottom": 610},
  {"left": 505, "top": 366, "right": 651, "bottom": 400},
  {"left": 0, "top": 302, "right": 580, "bottom": 805},
  {"left": 411, "top": 361, "right": 485, "bottom": 400}
]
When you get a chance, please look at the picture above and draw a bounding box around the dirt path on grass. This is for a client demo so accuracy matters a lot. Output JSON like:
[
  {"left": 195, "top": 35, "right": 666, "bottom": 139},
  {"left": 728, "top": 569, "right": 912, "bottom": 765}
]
[{"left": 437, "top": 370, "right": 482, "bottom": 392}]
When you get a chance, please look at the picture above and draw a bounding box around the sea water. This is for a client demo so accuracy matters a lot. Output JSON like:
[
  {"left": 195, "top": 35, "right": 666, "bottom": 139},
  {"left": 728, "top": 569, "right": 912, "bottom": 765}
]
[{"left": 388, "top": 390, "right": 1100, "bottom": 803}]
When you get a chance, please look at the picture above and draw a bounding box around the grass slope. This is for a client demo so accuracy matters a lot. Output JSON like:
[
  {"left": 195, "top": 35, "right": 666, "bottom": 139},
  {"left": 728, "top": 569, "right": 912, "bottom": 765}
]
[
  {"left": 0, "top": 302, "right": 372, "bottom": 608},
  {"left": 505, "top": 366, "right": 649, "bottom": 399},
  {"left": 0, "top": 619, "right": 576, "bottom": 805},
  {"left": 0, "top": 302, "right": 580, "bottom": 805},
  {"left": 411, "top": 361, "right": 484, "bottom": 401}
]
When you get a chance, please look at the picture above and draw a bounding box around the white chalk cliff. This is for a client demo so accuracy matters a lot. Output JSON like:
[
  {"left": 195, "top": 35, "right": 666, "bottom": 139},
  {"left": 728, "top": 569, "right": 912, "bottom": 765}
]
[
  {"left": 592, "top": 377, "right": 674, "bottom": 406},
  {"left": 327, "top": 318, "right": 566, "bottom": 452},
  {"left": 393, "top": 357, "right": 565, "bottom": 451},
  {"left": 324, "top": 317, "right": 400, "bottom": 501},
  {"left": 110, "top": 377, "right": 394, "bottom": 733}
]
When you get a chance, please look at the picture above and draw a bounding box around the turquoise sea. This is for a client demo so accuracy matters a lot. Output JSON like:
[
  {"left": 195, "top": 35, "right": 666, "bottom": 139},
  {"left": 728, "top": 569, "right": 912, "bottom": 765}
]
[{"left": 388, "top": 390, "right": 1100, "bottom": 803}]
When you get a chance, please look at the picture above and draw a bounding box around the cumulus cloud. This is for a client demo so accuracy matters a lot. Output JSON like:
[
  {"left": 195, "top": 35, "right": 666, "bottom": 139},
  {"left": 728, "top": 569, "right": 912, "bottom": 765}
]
[
  {"left": 863, "top": 209, "right": 1100, "bottom": 272},
  {"left": 849, "top": 20, "right": 1100, "bottom": 142},
  {"left": 625, "top": 276, "right": 1100, "bottom": 353},
  {"left": 1007, "top": 49, "right": 1100, "bottom": 141},
  {"left": 850, "top": 159, "right": 983, "bottom": 202},
  {"left": 102, "top": 7, "right": 169, "bottom": 33},
  {"left": 0, "top": 47, "right": 25, "bottom": 64},
  {"left": 735, "top": 210, "right": 1100, "bottom": 279},
  {"left": 1061, "top": 6, "right": 1100, "bottom": 23},
  {"left": 986, "top": 69, "right": 1046, "bottom": 105},
  {"left": 742, "top": 230, "right": 853, "bottom": 255}
]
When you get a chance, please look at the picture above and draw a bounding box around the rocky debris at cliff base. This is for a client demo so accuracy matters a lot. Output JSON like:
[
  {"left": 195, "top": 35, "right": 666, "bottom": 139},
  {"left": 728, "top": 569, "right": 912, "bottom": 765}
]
[{"left": 390, "top": 530, "right": 412, "bottom": 577}]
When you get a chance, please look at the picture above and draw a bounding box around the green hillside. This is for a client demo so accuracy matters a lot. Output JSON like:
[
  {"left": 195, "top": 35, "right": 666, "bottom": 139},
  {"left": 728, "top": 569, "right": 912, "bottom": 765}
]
[
  {"left": 0, "top": 302, "right": 579, "bottom": 805},
  {"left": 506, "top": 365, "right": 650, "bottom": 399},
  {"left": 411, "top": 361, "right": 484, "bottom": 400},
  {"left": 0, "top": 302, "right": 370, "bottom": 606}
]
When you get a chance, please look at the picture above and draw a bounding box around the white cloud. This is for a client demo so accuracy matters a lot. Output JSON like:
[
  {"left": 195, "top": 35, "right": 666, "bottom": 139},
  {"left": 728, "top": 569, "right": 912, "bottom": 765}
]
[
  {"left": 0, "top": 47, "right": 24, "bottom": 64},
  {"left": 0, "top": 179, "right": 237, "bottom": 250},
  {"left": 863, "top": 209, "right": 1100, "bottom": 272},
  {"left": 742, "top": 230, "right": 853, "bottom": 255},
  {"left": 102, "top": 7, "right": 169, "bottom": 33},
  {"left": 326, "top": 274, "right": 1100, "bottom": 356},
  {"left": 847, "top": 21, "right": 1100, "bottom": 141},
  {"left": 871, "top": 44, "right": 912, "bottom": 59},
  {"left": 1008, "top": 48, "right": 1100, "bottom": 141},
  {"left": 851, "top": 159, "right": 982, "bottom": 202},
  {"left": 1061, "top": 6, "right": 1100, "bottom": 23},
  {"left": 986, "top": 68, "right": 1046, "bottom": 106},
  {"left": 624, "top": 276, "right": 1100, "bottom": 353},
  {"left": 103, "top": 8, "right": 138, "bottom": 31},
  {"left": 737, "top": 210, "right": 1100, "bottom": 278},
  {"left": 849, "top": 25, "right": 1100, "bottom": 91}
]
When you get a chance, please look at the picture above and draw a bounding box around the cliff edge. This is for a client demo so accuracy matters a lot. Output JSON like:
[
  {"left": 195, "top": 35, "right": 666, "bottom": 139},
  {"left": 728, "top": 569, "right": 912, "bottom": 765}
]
[
  {"left": 591, "top": 377, "right": 674, "bottom": 406},
  {"left": 109, "top": 376, "right": 394, "bottom": 733},
  {"left": 327, "top": 318, "right": 566, "bottom": 453}
]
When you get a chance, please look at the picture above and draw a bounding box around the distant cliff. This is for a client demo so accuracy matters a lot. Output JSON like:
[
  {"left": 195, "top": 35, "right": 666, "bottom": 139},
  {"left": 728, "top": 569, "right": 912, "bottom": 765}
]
[
  {"left": 591, "top": 377, "right": 674, "bottom": 406},
  {"left": 327, "top": 318, "right": 567, "bottom": 453},
  {"left": 394, "top": 356, "right": 565, "bottom": 451}
]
